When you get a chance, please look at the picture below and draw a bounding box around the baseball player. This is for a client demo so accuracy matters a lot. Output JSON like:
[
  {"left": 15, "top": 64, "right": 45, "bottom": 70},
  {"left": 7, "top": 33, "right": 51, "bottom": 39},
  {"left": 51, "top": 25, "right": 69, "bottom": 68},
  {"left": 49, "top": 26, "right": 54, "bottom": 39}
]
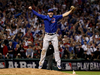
[{"left": 29, "top": 6, "right": 75, "bottom": 69}]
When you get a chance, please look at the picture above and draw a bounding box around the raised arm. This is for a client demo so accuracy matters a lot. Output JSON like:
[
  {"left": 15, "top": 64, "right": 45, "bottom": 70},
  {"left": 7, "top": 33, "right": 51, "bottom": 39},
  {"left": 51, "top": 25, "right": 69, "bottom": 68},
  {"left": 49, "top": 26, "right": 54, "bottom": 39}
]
[
  {"left": 62, "top": 6, "right": 75, "bottom": 17},
  {"left": 28, "top": 6, "right": 46, "bottom": 19}
]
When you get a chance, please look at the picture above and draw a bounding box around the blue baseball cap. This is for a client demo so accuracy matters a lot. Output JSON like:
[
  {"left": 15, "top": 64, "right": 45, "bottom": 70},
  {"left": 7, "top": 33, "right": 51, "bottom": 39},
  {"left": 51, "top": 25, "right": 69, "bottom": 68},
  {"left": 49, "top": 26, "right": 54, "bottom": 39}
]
[{"left": 48, "top": 9, "right": 53, "bottom": 12}]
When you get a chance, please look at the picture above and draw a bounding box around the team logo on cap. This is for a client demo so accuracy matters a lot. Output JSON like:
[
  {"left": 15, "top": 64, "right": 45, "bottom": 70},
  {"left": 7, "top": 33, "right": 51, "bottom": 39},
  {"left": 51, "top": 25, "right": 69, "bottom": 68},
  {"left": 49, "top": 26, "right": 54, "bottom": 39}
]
[{"left": 51, "top": 18, "right": 55, "bottom": 23}]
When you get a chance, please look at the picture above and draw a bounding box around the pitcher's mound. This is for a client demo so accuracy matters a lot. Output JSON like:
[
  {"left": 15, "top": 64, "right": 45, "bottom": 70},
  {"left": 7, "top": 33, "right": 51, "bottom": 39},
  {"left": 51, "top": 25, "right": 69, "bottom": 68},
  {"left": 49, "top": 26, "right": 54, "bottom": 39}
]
[{"left": 0, "top": 68, "right": 73, "bottom": 75}]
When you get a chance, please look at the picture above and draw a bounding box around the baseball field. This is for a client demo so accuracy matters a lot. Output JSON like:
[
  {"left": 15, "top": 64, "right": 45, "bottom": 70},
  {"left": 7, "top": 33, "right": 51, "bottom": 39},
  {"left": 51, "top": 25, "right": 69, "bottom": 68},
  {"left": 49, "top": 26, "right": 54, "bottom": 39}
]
[
  {"left": 0, "top": 68, "right": 100, "bottom": 75},
  {"left": 0, "top": 68, "right": 73, "bottom": 75},
  {"left": 63, "top": 71, "right": 100, "bottom": 75}
]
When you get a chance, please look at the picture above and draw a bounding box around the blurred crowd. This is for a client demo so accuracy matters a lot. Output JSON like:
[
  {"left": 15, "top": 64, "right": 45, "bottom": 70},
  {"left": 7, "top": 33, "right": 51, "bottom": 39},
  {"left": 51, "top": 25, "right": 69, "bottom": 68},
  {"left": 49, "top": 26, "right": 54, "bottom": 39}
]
[{"left": 0, "top": 0, "right": 100, "bottom": 61}]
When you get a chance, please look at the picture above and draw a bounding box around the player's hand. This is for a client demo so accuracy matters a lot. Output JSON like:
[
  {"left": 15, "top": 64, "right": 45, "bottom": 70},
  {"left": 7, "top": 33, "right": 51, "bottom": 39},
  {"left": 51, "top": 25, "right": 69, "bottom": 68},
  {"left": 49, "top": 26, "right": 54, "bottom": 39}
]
[
  {"left": 70, "top": 6, "right": 75, "bottom": 13},
  {"left": 28, "top": 6, "right": 32, "bottom": 10}
]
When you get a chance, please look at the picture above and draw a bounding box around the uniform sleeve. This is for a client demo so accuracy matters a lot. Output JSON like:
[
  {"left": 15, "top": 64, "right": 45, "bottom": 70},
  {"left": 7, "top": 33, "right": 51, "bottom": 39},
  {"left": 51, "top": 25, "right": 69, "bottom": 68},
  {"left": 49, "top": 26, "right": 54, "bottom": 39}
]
[
  {"left": 56, "top": 15, "right": 63, "bottom": 21},
  {"left": 32, "top": 9, "right": 46, "bottom": 20}
]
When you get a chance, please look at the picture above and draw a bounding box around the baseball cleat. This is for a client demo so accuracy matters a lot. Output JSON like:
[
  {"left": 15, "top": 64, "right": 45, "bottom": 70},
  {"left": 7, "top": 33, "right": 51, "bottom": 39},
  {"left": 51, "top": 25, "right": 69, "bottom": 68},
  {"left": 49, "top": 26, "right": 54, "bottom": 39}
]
[
  {"left": 38, "top": 66, "right": 42, "bottom": 69},
  {"left": 57, "top": 65, "right": 61, "bottom": 69}
]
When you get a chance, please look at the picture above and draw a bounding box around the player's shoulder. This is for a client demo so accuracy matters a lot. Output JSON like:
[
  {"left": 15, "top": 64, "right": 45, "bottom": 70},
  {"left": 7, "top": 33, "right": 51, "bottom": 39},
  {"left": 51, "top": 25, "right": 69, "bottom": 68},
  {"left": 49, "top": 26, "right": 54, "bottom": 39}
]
[
  {"left": 54, "top": 15, "right": 62, "bottom": 17},
  {"left": 41, "top": 15, "right": 48, "bottom": 19},
  {"left": 53, "top": 15, "right": 58, "bottom": 17}
]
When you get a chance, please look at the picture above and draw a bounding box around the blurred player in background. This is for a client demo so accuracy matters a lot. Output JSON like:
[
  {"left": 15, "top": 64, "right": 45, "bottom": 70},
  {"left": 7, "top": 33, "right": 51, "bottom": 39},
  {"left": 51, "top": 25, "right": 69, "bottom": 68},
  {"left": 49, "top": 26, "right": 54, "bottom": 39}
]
[{"left": 46, "top": 41, "right": 54, "bottom": 70}]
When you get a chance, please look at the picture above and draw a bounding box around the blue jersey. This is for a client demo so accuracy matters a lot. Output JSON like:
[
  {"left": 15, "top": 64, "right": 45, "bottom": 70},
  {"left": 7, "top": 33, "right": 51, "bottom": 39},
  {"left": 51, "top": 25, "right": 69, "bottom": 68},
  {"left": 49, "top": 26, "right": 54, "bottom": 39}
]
[{"left": 32, "top": 9, "right": 63, "bottom": 33}]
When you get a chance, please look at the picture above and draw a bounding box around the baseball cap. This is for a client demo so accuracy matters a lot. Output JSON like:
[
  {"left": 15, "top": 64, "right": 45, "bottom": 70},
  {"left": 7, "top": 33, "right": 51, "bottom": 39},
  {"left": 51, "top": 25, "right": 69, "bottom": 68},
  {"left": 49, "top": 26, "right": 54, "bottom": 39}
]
[{"left": 48, "top": 9, "right": 53, "bottom": 12}]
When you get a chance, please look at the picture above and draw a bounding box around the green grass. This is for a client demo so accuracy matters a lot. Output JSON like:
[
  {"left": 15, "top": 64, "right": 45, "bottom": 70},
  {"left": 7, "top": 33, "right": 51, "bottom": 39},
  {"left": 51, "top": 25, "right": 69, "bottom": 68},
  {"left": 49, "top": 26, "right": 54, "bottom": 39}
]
[{"left": 63, "top": 71, "right": 100, "bottom": 75}]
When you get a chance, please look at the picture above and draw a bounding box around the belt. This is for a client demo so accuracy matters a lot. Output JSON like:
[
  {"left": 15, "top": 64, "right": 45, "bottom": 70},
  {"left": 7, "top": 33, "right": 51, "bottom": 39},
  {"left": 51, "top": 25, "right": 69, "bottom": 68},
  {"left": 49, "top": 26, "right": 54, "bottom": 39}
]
[{"left": 45, "top": 32, "right": 56, "bottom": 35}]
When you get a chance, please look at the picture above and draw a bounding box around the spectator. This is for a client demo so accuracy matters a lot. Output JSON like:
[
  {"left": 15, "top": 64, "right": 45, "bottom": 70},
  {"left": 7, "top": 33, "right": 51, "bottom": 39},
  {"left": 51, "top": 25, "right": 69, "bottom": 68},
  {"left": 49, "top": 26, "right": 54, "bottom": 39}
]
[
  {"left": 82, "top": 41, "right": 88, "bottom": 51},
  {"left": 63, "top": 45, "right": 70, "bottom": 59},
  {"left": 14, "top": 44, "right": 20, "bottom": 58},
  {"left": 26, "top": 45, "right": 34, "bottom": 58},
  {"left": 5, "top": 53, "right": 10, "bottom": 59},
  {"left": 0, "top": 41, "right": 3, "bottom": 54},
  {"left": 0, "top": 53, "right": 3, "bottom": 59},
  {"left": 16, "top": 53, "right": 22, "bottom": 59},
  {"left": 20, "top": 25, "right": 26, "bottom": 35},
  {"left": 73, "top": 43, "right": 77, "bottom": 57},
  {"left": 87, "top": 45, "right": 93, "bottom": 59},
  {"left": 77, "top": 45, "right": 84, "bottom": 58},
  {"left": 70, "top": 50, "right": 74, "bottom": 59},
  {"left": 13, "top": 38, "right": 19, "bottom": 48},
  {"left": 90, "top": 52, "right": 95, "bottom": 61},
  {"left": 82, "top": 51, "right": 88, "bottom": 60},
  {"left": 18, "top": 44, "right": 26, "bottom": 58},
  {"left": 94, "top": 48, "right": 100, "bottom": 60},
  {"left": 22, "top": 41, "right": 28, "bottom": 51},
  {"left": 7, "top": 41, "right": 14, "bottom": 58},
  {"left": 2, "top": 43, "right": 8, "bottom": 58},
  {"left": 34, "top": 46, "right": 41, "bottom": 59},
  {"left": 91, "top": 43, "right": 97, "bottom": 52}
]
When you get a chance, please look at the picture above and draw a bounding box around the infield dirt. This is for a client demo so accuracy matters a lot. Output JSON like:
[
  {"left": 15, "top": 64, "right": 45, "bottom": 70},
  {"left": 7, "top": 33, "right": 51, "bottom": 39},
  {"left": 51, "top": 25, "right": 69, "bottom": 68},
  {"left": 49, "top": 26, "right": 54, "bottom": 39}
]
[{"left": 0, "top": 68, "right": 74, "bottom": 75}]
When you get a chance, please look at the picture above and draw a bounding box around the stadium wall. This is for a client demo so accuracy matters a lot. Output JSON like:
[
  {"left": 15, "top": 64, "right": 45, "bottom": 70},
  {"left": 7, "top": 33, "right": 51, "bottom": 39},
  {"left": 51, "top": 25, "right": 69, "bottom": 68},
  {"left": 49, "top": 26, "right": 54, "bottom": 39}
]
[{"left": 0, "top": 59, "right": 100, "bottom": 71}]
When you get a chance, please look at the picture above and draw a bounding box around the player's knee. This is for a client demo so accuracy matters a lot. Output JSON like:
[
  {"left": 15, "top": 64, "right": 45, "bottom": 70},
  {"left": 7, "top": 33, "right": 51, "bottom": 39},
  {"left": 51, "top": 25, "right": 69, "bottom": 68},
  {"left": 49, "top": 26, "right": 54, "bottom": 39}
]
[
  {"left": 39, "top": 61, "right": 42, "bottom": 66},
  {"left": 54, "top": 47, "right": 59, "bottom": 52},
  {"left": 41, "top": 49, "right": 46, "bottom": 55}
]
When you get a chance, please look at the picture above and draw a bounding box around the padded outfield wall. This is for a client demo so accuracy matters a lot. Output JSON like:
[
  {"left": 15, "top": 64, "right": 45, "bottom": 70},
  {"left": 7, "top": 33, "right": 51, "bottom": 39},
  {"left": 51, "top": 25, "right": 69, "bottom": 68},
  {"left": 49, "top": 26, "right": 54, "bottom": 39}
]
[{"left": 0, "top": 59, "right": 100, "bottom": 71}]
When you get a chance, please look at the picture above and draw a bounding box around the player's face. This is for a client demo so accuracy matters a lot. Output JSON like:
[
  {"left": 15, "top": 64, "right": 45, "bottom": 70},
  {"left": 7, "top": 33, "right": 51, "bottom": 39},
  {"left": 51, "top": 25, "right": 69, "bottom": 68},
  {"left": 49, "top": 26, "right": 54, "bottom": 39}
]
[{"left": 48, "top": 12, "right": 53, "bottom": 18}]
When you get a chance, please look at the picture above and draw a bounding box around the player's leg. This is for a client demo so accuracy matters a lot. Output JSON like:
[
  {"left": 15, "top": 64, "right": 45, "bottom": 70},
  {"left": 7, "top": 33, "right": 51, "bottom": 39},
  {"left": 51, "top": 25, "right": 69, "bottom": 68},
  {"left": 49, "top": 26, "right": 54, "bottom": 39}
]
[
  {"left": 51, "top": 34, "right": 61, "bottom": 69},
  {"left": 39, "top": 35, "right": 49, "bottom": 69}
]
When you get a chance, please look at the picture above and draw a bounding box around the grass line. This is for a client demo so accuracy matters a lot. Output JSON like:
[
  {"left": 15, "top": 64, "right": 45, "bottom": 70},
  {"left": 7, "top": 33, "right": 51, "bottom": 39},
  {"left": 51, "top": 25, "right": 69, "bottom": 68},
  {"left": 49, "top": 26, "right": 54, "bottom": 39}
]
[{"left": 62, "top": 71, "right": 100, "bottom": 75}]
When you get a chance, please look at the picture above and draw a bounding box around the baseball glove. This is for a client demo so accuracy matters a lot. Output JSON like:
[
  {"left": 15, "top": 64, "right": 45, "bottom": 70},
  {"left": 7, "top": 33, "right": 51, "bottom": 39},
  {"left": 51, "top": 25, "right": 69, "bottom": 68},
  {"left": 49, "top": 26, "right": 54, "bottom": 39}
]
[{"left": 70, "top": 6, "right": 75, "bottom": 13}]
